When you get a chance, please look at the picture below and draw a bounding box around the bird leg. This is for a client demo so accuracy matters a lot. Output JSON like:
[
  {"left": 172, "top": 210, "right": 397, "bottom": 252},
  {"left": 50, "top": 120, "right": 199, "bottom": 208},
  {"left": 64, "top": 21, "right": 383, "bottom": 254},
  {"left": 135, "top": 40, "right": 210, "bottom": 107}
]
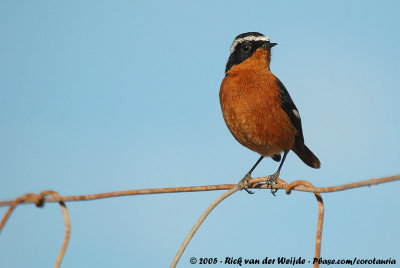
[
  {"left": 266, "top": 150, "right": 289, "bottom": 195},
  {"left": 237, "top": 156, "right": 264, "bottom": 194}
]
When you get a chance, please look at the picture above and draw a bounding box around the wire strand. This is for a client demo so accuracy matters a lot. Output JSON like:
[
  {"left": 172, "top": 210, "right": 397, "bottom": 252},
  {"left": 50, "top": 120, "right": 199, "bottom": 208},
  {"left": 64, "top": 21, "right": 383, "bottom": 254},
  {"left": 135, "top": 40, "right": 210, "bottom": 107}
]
[{"left": 0, "top": 175, "right": 398, "bottom": 207}]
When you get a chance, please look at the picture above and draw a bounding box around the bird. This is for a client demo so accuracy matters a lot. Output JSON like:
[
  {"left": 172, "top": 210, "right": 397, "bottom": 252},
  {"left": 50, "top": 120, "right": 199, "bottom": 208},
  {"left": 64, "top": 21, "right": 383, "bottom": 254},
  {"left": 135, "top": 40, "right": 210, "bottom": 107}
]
[{"left": 219, "top": 32, "right": 320, "bottom": 193}]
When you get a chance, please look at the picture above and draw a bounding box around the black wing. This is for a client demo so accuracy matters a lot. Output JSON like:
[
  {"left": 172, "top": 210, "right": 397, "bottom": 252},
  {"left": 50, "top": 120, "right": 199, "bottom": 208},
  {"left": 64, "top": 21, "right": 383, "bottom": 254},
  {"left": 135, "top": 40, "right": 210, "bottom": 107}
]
[{"left": 276, "top": 78, "right": 304, "bottom": 144}]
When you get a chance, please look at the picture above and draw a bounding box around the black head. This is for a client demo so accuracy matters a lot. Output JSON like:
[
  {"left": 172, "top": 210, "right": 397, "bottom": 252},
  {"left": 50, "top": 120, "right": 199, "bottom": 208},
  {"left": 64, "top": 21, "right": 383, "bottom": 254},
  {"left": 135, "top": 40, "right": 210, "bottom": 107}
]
[{"left": 225, "top": 32, "right": 277, "bottom": 73}]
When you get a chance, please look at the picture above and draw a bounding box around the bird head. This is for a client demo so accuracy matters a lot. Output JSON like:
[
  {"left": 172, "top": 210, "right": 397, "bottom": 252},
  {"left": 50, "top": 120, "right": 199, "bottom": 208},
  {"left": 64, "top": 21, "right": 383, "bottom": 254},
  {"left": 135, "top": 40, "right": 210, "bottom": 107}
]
[{"left": 225, "top": 32, "right": 277, "bottom": 73}]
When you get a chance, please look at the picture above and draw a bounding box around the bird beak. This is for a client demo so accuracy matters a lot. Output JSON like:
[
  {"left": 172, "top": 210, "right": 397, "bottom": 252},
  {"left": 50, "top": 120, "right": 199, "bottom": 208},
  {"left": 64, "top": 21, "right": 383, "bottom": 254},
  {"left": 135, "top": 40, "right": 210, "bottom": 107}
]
[{"left": 261, "top": 42, "right": 278, "bottom": 50}]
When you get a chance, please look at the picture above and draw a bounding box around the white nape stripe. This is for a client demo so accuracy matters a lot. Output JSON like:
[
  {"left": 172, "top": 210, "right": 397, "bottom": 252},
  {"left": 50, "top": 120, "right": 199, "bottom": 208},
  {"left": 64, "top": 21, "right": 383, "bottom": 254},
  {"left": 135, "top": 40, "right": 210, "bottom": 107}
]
[
  {"left": 292, "top": 109, "right": 300, "bottom": 119},
  {"left": 230, "top": 35, "right": 270, "bottom": 54}
]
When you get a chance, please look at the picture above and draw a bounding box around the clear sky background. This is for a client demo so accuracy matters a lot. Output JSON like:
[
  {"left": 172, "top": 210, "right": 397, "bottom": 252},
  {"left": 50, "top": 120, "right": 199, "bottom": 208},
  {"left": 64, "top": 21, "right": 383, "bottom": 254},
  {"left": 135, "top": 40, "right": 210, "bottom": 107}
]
[{"left": 1, "top": 1, "right": 399, "bottom": 267}]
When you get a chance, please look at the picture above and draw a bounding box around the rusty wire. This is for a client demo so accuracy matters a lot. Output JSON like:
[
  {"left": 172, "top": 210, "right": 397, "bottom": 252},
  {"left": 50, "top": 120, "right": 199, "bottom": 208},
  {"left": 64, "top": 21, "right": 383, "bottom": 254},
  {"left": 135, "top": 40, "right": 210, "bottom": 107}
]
[
  {"left": 170, "top": 178, "right": 327, "bottom": 268},
  {"left": 0, "top": 190, "right": 71, "bottom": 268},
  {"left": 171, "top": 186, "right": 240, "bottom": 268},
  {"left": 286, "top": 180, "right": 324, "bottom": 268},
  {"left": 0, "top": 174, "right": 398, "bottom": 268},
  {"left": 0, "top": 175, "right": 398, "bottom": 207}
]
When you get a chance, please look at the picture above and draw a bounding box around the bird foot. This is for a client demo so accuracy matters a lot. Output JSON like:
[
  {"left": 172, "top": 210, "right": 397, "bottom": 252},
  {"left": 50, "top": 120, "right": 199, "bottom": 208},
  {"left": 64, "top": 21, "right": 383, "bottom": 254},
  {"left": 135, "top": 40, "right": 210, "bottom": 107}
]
[
  {"left": 266, "top": 171, "right": 280, "bottom": 196},
  {"left": 237, "top": 173, "right": 254, "bottom": 194}
]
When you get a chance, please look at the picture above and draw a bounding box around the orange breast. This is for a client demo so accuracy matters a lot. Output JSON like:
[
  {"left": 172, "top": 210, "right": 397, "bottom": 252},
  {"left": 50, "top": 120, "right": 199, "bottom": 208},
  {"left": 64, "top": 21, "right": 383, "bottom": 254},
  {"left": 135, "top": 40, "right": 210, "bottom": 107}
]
[{"left": 220, "top": 51, "right": 296, "bottom": 156}]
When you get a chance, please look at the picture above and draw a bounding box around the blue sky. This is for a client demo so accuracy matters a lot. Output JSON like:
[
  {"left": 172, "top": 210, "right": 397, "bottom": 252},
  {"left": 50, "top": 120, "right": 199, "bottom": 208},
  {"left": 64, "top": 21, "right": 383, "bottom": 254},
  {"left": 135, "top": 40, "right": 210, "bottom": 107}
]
[{"left": 0, "top": 0, "right": 399, "bottom": 267}]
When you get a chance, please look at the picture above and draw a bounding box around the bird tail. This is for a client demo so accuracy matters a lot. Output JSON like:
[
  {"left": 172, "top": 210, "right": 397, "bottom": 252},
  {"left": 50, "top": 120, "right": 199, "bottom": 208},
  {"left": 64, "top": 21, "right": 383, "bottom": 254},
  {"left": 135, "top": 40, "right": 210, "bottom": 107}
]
[{"left": 292, "top": 144, "right": 321, "bottom": 169}]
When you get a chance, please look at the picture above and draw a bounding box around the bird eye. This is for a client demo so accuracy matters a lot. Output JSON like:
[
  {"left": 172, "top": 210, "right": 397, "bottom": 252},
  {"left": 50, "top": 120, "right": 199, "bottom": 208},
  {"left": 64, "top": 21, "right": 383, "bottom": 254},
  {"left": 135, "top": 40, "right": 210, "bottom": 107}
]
[{"left": 242, "top": 43, "right": 251, "bottom": 51}]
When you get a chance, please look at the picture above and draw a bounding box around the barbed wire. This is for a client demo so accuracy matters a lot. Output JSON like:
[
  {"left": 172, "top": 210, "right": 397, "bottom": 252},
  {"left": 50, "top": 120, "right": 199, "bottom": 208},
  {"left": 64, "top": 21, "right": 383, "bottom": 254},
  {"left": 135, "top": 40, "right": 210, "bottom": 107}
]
[{"left": 0, "top": 174, "right": 399, "bottom": 268}]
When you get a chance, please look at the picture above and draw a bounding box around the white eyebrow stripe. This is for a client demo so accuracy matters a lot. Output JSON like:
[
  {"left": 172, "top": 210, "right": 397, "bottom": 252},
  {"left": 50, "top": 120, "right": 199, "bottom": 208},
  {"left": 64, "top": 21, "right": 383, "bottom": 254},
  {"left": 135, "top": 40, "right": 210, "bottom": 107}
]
[{"left": 230, "top": 35, "right": 270, "bottom": 54}]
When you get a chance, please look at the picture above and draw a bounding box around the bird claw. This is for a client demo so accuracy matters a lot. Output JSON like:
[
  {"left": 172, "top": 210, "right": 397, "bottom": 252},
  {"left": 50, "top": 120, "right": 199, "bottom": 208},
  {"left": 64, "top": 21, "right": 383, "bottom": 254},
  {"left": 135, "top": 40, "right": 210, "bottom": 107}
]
[
  {"left": 237, "top": 173, "right": 254, "bottom": 194},
  {"left": 265, "top": 171, "right": 280, "bottom": 195}
]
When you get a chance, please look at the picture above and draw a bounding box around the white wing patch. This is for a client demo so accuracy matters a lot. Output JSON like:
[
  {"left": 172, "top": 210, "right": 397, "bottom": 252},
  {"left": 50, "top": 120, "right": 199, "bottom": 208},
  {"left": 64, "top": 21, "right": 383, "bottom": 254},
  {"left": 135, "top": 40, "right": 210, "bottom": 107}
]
[
  {"left": 292, "top": 109, "right": 300, "bottom": 119},
  {"left": 230, "top": 35, "right": 270, "bottom": 54}
]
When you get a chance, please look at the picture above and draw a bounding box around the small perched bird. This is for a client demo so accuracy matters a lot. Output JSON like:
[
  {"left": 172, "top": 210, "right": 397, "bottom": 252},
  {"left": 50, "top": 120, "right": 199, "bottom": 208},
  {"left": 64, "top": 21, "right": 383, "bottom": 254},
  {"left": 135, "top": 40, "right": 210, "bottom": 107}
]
[{"left": 220, "top": 32, "right": 320, "bottom": 192}]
